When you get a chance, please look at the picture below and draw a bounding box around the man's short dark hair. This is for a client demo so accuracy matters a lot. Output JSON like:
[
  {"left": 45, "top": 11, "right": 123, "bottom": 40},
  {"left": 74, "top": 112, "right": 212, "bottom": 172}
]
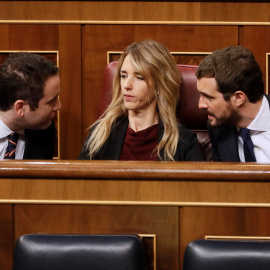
[
  {"left": 0, "top": 52, "right": 59, "bottom": 111},
  {"left": 196, "top": 46, "right": 264, "bottom": 103}
]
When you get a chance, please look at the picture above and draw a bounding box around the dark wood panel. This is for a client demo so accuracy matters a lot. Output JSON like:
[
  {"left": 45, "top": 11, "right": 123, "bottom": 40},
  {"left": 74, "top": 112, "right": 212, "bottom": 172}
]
[
  {"left": 59, "top": 25, "right": 82, "bottom": 159},
  {"left": 14, "top": 204, "right": 179, "bottom": 270},
  {"left": 200, "top": 2, "right": 270, "bottom": 21},
  {"left": 243, "top": 26, "right": 270, "bottom": 94},
  {"left": 82, "top": 24, "right": 238, "bottom": 137},
  {"left": 9, "top": 24, "right": 58, "bottom": 50},
  {"left": 0, "top": 204, "right": 13, "bottom": 270},
  {"left": 0, "top": 25, "right": 10, "bottom": 49},
  {"left": 0, "top": 1, "right": 269, "bottom": 22},
  {"left": 0, "top": 1, "right": 200, "bottom": 21},
  {"left": 180, "top": 207, "right": 270, "bottom": 268},
  {"left": 133, "top": 25, "right": 238, "bottom": 52}
]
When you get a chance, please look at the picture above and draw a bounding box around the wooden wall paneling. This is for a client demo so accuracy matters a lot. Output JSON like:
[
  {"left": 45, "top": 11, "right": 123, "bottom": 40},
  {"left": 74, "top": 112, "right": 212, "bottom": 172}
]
[
  {"left": 179, "top": 206, "right": 270, "bottom": 269},
  {"left": 0, "top": 1, "right": 269, "bottom": 22},
  {"left": 82, "top": 24, "right": 238, "bottom": 138},
  {"left": 72, "top": 1, "right": 201, "bottom": 22},
  {"left": 14, "top": 204, "right": 179, "bottom": 270},
  {"left": 0, "top": 204, "right": 13, "bottom": 270},
  {"left": 131, "top": 25, "right": 238, "bottom": 52},
  {"left": 0, "top": 1, "right": 195, "bottom": 21},
  {"left": 243, "top": 26, "right": 270, "bottom": 93},
  {"left": 0, "top": 24, "right": 10, "bottom": 49},
  {"left": 9, "top": 24, "right": 58, "bottom": 50},
  {"left": 200, "top": 2, "right": 270, "bottom": 22},
  {"left": 58, "top": 25, "right": 82, "bottom": 159}
]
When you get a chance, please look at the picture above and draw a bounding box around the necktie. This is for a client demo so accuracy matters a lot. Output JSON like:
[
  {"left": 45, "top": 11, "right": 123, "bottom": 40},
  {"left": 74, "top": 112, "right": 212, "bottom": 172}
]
[
  {"left": 239, "top": 128, "right": 256, "bottom": 162},
  {"left": 4, "top": 132, "right": 19, "bottom": 159}
]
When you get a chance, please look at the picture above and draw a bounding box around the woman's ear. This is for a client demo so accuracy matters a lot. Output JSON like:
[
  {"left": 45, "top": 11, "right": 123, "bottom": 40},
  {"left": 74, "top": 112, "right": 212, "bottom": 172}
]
[{"left": 14, "top": 100, "right": 26, "bottom": 117}]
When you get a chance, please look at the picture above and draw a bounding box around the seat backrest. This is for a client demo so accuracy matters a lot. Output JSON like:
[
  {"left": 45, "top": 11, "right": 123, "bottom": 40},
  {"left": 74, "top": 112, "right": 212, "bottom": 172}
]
[
  {"left": 12, "top": 234, "right": 145, "bottom": 270},
  {"left": 183, "top": 239, "right": 270, "bottom": 270},
  {"left": 98, "top": 61, "right": 212, "bottom": 161}
]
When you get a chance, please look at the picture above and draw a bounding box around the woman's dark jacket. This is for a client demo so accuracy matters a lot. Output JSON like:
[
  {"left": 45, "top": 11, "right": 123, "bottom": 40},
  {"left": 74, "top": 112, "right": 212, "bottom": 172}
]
[{"left": 79, "top": 117, "right": 205, "bottom": 161}]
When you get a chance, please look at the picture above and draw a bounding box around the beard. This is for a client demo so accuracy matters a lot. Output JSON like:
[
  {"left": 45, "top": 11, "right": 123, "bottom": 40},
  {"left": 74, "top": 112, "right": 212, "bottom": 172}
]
[{"left": 208, "top": 106, "right": 241, "bottom": 127}]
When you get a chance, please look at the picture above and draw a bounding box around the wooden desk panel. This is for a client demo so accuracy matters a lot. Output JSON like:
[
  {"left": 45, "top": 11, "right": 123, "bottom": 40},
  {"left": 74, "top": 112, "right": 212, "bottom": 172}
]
[
  {"left": 0, "top": 204, "right": 13, "bottom": 270},
  {"left": 1, "top": 161, "right": 270, "bottom": 270},
  {"left": 180, "top": 206, "right": 270, "bottom": 265},
  {"left": 14, "top": 204, "right": 178, "bottom": 270},
  {"left": 0, "top": 161, "right": 270, "bottom": 205}
]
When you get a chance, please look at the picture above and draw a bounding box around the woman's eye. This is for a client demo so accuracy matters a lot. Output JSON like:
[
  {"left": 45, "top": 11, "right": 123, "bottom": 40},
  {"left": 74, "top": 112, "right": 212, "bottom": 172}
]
[
  {"left": 120, "top": 74, "right": 126, "bottom": 79},
  {"left": 137, "top": 76, "right": 144, "bottom": 80}
]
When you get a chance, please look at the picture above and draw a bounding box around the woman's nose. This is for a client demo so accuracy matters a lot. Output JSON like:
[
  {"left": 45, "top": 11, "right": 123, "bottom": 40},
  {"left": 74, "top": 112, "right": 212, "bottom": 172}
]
[{"left": 124, "top": 77, "right": 133, "bottom": 90}]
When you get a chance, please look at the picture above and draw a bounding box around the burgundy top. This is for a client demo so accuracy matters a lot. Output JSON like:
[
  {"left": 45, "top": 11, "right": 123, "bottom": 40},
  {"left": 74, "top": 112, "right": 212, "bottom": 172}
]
[{"left": 120, "top": 124, "right": 159, "bottom": 161}]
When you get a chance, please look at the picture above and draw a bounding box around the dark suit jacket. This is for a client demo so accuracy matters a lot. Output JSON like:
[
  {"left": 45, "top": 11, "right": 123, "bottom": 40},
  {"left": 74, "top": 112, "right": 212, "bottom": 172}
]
[
  {"left": 208, "top": 95, "right": 270, "bottom": 161},
  {"left": 23, "top": 121, "right": 56, "bottom": 159},
  {"left": 79, "top": 117, "right": 205, "bottom": 161}
]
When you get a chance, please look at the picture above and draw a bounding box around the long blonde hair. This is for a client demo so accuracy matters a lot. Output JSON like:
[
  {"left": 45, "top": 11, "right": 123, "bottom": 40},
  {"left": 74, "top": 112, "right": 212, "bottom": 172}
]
[{"left": 86, "top": 39, "right": 181, "bottom": 160}]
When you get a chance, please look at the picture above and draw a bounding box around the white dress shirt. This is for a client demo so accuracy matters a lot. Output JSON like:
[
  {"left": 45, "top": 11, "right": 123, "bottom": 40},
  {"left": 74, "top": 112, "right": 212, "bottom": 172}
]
[
  {"left": 238, "top": 96, "right": 270, "bottom": 163},
  {"left": 0, "top": 118, "right": 25, "bottom": 159}
]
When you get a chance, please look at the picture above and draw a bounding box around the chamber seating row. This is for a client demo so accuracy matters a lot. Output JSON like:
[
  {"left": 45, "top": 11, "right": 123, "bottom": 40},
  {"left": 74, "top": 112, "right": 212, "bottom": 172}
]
[{"left": 13, "top": 234, "right": 270, "bottom": 270}]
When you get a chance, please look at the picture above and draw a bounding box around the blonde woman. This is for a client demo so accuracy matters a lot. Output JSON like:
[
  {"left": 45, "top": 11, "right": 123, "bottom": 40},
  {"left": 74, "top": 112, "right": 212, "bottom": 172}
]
[{"left": 79, "top": 40, "right": 204, "bottom": 161}]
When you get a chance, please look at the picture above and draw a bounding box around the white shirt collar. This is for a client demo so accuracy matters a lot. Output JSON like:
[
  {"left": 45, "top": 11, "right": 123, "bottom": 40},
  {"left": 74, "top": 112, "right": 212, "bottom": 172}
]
[
  {"left": 0, "top": 118, "right": 14, "bottom": 139},
  {"left": 248, "top": 96, "right": 270, "bottom": 132}
]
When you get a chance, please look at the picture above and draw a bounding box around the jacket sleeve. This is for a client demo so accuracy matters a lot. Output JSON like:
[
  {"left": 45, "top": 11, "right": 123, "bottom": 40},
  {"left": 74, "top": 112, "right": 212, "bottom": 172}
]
[
  {"left": 177, "top": 126, "right": 205, "bottom": 161},
  {"left": 183, "top": 130, "right": 205, "bottom": 161}
]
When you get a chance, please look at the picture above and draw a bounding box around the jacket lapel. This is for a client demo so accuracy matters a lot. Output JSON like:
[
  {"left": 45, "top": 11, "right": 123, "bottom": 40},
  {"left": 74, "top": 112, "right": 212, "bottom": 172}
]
[
  {"left": 100, "top": 117, "right": 128, "bottom": 160},
  {"left": 216, "top": 126, "right": 240, "bottom": 161}
]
